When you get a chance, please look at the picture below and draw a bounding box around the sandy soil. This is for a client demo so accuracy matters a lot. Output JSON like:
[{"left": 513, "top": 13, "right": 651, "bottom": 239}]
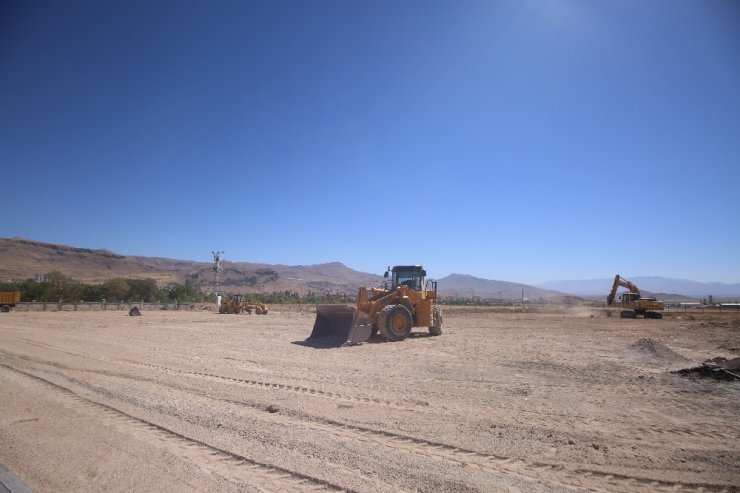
[{"left": 0, "top": 305, "right": 738, "bottom": 492}]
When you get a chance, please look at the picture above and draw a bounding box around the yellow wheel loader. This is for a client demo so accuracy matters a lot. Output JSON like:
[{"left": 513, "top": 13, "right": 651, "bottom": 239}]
[
  {"left": 218, "top": 295, "right": 268, "bottom": 315},
  {"left": 606, "top": 274, "right": 665, "bottom": 319},
  {"left": 308, "top": 265, "right": 442, "bottom": 346}
]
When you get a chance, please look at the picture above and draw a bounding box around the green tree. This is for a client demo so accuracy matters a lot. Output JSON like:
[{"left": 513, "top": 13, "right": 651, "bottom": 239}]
[
  {"left": 103, "top": 278, "right": 130, "bottom": 301},
  {"left": 127, "top": 278, "right": 161, "bottom": 302},
  {"left": 166, "top": 281, "right": 204, "bottom": 302},
  {"left": 80, "top": 283, "right": 106, "bottom": 302}
]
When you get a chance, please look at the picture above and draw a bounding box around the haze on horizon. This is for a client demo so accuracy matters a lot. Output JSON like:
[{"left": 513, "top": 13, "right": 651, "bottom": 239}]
[{"left": 1, "top": 1, "right": 738, "bottom": 285}]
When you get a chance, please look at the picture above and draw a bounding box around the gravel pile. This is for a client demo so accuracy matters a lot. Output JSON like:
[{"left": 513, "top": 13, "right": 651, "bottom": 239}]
[{"left": 630, "top": 338, "right": 688, "bottom": 362}]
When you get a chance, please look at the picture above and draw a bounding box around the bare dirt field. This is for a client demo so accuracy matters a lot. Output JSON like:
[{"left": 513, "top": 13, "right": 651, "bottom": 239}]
[{"left": 0, "top": 306, "right": 738, "bottom": 492}]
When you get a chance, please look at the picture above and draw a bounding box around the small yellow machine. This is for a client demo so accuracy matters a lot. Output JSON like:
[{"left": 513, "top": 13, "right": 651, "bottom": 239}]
[
  {"left": 308, "top": 265, "right": 442, "bottom": 346},
  {"left": 0, "top": 291, "right": 21, "bottom": 312},
  {"left": 219, "top": 295, "right": 268, "bottom": 315},
  {"left": 606, "top": 274, "right": 665, "bottom": 319}
]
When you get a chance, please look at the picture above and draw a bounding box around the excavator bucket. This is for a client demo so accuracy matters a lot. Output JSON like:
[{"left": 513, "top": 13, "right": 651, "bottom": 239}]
[{"left": 308, "top": 304, "right": 372, "bottom": 347}]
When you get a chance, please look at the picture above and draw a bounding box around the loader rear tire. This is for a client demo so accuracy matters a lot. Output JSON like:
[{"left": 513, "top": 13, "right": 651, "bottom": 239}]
[
  {"left": 378, "top": 304, "right": 413, "bottom": 341},
  {"left": 428, "top": 306, "right": 442, "bottom": 336}
]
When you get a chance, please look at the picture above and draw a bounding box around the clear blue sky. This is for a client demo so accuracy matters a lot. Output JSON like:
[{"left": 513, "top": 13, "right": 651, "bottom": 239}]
[{"left": 1, "top": 1, "right": 739, "bottom": 284}]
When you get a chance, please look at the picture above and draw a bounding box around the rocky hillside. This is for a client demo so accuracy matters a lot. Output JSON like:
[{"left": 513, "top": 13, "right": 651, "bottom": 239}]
[
  {"left": 0, "top": 237, "right": 380, "bottom": 295},
  {"left": 1, "top": 237, "right": 569, "bottom": 299}
]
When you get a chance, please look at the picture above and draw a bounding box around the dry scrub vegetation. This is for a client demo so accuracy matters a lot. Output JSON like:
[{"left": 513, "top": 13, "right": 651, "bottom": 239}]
[{"left": 0, "top": 306, "right": 738, "bottom": 492}]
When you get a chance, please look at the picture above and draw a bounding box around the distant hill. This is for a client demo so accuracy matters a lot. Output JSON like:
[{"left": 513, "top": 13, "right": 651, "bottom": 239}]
[
  {"left": 3, "top": 237, "right": 734, "bottom": 300},
  {"left": 0, "top": 237, "right": 380, "bottom": 295},
  {"left": 537, "top": 276, "right": 740, "bottom": 299},
  {"left": 437, "top": 273, "right": 566, "bottom": 300},
  {"left": 0, "top": 238, "right": 568, "bottom": 300}
]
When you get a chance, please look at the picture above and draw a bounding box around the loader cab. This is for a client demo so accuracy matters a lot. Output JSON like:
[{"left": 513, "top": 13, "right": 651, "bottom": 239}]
[{"left": 387, "top": 265, "right": 425, "bottom": 292}]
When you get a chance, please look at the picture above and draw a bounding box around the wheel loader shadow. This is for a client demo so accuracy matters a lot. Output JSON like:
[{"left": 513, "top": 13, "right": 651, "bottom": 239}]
[{"left": 292, "top": 331, "right": 435, "bottom": 349}]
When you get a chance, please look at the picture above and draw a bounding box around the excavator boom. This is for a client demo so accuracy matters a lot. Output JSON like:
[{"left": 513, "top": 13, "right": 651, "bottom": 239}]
[{"left": 606, "top": 274, "right": 640, "bottom": 305}]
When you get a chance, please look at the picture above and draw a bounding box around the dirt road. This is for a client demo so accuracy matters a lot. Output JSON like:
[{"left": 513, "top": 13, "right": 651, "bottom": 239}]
[{"left": 0, "top": 306, "right": 738, "bottom": 492}]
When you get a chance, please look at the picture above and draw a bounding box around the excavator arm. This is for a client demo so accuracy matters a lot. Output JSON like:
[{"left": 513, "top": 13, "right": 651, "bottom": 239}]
[{"left": 606, "top": 274, "right": 640, "bottom": 305}]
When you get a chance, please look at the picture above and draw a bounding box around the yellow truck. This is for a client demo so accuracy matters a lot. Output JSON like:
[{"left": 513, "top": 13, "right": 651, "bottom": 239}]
[{"left": 0, "top": 291, "right": 21, "bottom": 312}]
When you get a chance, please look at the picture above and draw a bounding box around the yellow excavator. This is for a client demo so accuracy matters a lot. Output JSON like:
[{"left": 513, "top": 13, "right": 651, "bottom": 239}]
[
  {"left": 606, "top": 274, "right": 665, "bottom": 319},
  {"left": 308, "top": 265, "right": 442, "bottom": 346}
]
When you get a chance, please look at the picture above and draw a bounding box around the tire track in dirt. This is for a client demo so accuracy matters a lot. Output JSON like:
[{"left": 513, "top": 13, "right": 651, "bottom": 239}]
[
  {"left": 578, "top": 382, "right": 740, "bottom": 441},
  {"left": 0, "top": 355, "right": 572, "bottom": 491},
  {"left": 2, "top": 337, "right": 737, "bottom": 492},
  {"left": 9, "top": 351, "right": 734, "bottom": 493},
  {"left": 0, "top": 362, "right": 354, "bottom": 493},
  {"left": 0, "top": 339, "right": 604, "bottom": 440},
  {"left": 0, "top": 336, "right": 595, "bottom": 424},
  {"left": 0, "top": 336, "right": 445, "bottom": 415},
  {"left": 6, "top": 336, "right": 738, "bottom": 464}
]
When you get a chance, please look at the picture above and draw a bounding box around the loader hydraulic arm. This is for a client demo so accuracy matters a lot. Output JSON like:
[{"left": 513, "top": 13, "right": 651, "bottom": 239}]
[{"left": 606, "top": 274, "right": 640, "bottom": 305}]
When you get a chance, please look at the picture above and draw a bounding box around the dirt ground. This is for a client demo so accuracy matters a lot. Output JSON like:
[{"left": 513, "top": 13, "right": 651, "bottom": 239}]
[{"left": 0, "top": 305, "right": 738, "bottom": 492}]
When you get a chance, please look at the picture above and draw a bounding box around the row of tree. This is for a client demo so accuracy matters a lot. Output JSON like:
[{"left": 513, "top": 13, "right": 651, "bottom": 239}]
[
  {"left": 0, "top": 271, "right": 208, "bottom": 303},
  {"left": 0, "top": 273, "right": 356, "bottom": 305}
]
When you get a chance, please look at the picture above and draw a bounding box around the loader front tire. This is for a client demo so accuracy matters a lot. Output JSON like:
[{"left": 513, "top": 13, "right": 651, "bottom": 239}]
[{"left": 378, "top": 304, "right": 413, "bottom": 341}]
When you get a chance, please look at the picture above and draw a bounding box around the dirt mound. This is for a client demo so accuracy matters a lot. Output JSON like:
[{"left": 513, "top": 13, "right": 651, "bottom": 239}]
[
  {"left": 630, "top": 338, "right": 688, "bottom": 362},
  {"left": 674, "top": 357, "right": 740, "bottom": 381}
]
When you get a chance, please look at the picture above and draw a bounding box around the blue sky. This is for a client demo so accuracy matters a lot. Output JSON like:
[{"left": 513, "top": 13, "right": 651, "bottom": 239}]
[{"left": 1, "top": 1, "right": 739, "bottom": 284}]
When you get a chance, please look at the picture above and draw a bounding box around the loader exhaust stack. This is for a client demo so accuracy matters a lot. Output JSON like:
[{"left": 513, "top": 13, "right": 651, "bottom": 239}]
[{"left": 308, "top": 304, "right": 372, "bottom": 347}]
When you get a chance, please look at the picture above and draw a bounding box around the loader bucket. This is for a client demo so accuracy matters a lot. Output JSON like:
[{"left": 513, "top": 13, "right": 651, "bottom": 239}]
[{"left": 308, "top": 304, "right": 372, "bottom": 347}]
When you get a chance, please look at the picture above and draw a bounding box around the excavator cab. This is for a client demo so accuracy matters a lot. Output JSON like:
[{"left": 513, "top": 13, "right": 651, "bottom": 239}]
[{"left": 621, "top": 292, "right": 639, "bottom": 305}]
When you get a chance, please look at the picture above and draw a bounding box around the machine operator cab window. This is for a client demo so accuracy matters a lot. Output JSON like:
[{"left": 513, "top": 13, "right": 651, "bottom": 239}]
[
  {"left": 386, "top": 266, "right": 425, "bottom": 291},
  {"left": 622, "top": 292, "right": 639, "bottom": 303}
]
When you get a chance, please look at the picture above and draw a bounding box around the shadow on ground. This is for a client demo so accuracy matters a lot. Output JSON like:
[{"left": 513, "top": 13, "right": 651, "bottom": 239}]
[{"left": 292, "top": 331, "right": 435, "bottom": 349}]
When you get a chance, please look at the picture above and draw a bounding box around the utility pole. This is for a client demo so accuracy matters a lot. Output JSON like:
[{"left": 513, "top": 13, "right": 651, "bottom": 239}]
[{"left": 212, "top": 251, "right": 224, "bottom": 305}]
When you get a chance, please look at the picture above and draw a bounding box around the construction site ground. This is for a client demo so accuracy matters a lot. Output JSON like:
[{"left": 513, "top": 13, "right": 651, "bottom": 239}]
[{"left": 0, "top": 305, "right": 738, "bottom": 492}]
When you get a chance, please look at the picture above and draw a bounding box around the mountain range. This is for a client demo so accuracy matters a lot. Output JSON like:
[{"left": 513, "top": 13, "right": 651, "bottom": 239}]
[
  {"left": 2, "top": 237, "right": 736, "bottom": 299},
  {"left": 537, "top": 277, "right": 740, "bottom": 298}
]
